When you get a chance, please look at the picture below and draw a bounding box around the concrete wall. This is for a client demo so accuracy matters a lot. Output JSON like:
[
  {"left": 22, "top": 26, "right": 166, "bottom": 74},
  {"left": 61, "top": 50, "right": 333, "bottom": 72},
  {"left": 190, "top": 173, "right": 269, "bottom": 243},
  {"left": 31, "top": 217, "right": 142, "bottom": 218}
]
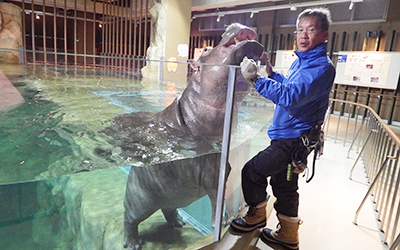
[
  {"left": 164, "top": 0, "right": 192, "bottom": 83},
  {"left": 141, "top": 0, "right": 191, "bottom": 83}
]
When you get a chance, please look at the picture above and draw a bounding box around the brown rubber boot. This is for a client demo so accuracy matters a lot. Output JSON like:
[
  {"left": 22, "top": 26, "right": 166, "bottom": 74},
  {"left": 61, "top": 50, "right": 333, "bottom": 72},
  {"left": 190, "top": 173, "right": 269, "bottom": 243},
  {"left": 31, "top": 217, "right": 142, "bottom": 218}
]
[
  {"left": 230, "top": 200, "right": 268, "bottom": 232},
  {"left": 260, "top": 213, "right": 302, "bottom": 250}
]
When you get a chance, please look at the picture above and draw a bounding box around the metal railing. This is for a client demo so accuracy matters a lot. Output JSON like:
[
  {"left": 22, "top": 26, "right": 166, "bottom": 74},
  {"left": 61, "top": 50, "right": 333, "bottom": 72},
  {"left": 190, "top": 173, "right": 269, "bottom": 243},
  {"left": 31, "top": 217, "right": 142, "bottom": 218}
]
[{"left": 325, "top": 99, "right": 400, "bottom": 250}]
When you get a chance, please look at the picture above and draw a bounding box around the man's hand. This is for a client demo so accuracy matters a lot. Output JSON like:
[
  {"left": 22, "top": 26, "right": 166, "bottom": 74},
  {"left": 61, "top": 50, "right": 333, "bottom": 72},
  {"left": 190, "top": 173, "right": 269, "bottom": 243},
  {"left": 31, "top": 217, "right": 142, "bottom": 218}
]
[
  {"left": 240, "top": 57, "right": 259, "bottom": 84},
  {"left": 263, "top": 53, "right": 274, "bottom": 77}
]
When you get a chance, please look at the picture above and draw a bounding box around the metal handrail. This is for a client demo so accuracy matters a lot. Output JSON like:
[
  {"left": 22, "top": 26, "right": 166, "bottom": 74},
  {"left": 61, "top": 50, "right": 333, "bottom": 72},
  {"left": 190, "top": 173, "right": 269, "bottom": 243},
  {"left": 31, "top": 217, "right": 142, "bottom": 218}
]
[
  {"left": 328, "top": 99, "right": 400, "bottom": 146},
  {"left": 353, "top": 155, "right": 398, "bottom": 224},
  {"left": 326, "top": 99, "right": 400, "bottom": 249}
]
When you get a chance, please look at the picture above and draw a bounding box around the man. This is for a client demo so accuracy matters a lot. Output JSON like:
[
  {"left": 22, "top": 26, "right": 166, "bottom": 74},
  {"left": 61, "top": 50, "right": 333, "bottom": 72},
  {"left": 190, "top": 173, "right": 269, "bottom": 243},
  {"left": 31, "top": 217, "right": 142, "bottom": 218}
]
[{"left": 230, "top": 8, "right": 336, "bottom": 250}]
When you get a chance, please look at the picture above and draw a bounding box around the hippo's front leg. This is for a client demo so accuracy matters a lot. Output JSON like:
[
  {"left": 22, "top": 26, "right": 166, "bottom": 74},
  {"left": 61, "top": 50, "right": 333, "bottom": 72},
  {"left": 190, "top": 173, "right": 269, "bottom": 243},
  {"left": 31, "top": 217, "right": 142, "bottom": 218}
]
[
  {"left": 123, "top": 211, "right": 143, "bottom": 250},
  {"left": 162, "top": 208, "right": 186, "bottom": 227}
]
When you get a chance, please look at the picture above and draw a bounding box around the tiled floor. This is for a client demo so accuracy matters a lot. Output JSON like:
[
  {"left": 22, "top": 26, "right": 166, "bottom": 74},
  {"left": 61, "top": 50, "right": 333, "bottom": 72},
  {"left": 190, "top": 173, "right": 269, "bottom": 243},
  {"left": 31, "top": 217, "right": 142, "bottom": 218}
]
[
  {"left": 200, "top": 121, "right": 387, "bottom": 250},
  {"left": 256, "top": 136, "right": 384, "bottom": 250}
]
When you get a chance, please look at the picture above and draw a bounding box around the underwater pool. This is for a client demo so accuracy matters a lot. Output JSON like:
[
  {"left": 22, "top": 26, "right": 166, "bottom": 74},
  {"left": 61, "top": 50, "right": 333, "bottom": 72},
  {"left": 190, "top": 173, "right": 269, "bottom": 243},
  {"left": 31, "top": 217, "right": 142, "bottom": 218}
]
[
  {"left": 0, "top": 65, "right": 189, "bottom": 184},
  {"left": 0, "top": 64, "right": 274, "bottom": 250}
]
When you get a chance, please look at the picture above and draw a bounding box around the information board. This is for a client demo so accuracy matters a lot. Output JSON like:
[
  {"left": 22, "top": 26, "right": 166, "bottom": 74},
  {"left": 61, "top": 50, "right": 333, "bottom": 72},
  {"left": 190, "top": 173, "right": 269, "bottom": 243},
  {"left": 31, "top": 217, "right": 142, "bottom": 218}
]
[
  {"left": 335, "top": 51, "right": 400, "bottom": 90},
  {"left": 274, "top": 50, "right": 297, "bottom": 76}
]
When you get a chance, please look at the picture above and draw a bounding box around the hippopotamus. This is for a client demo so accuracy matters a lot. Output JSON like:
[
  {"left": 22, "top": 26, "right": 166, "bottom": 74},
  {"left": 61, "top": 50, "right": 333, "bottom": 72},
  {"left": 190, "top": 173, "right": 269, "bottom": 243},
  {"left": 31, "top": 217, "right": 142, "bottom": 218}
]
[
  {"left": 109, "top": 23, "right": 261, "bottom": 141},
  {"left": 124, "top": 153, "right": 224, "bottom": 249},
  {"left": 102, "top": 23, "right": 264, "bottom": 250}
]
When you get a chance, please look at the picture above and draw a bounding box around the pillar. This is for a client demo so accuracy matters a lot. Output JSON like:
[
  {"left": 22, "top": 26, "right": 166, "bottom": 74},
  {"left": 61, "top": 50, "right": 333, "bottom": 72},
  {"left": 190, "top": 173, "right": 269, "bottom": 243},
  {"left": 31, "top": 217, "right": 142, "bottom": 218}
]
[
  {"left": 141, "top": 0, "right": 191, "bottom": 84},
  {"left": 0, "top": 3, "right": 23, "bottom": 64}
]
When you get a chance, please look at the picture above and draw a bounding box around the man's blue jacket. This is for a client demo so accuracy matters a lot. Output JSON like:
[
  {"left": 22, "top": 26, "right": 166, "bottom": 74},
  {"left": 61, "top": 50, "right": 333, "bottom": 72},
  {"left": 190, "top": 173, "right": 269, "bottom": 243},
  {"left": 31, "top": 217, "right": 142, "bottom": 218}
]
[{"left": 254, "top": 43, "right": 336, "bottom": 140}]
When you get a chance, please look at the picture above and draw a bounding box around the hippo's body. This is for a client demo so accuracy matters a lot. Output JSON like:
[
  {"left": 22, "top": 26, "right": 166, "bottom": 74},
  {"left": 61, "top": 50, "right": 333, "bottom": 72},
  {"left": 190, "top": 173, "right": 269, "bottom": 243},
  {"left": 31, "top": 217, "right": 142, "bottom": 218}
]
[
  {"left": 123, "top": 153, "right": 224, "bottom": 249},
  {"left": 103, "top": 23, "right": 264, "bottom": 250}
]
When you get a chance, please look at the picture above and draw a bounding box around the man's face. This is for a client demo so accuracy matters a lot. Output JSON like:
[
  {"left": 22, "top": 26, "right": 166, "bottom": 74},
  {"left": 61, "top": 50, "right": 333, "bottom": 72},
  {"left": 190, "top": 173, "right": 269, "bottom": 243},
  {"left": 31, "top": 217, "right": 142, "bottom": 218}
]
[{"left": 296, "top": 16, "right": 328, "bottom": 53}]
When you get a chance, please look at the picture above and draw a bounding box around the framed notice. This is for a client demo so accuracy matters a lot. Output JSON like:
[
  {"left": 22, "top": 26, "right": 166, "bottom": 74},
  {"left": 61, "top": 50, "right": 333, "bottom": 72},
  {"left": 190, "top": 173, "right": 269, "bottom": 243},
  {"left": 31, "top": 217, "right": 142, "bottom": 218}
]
[
  {"left": 335, "top": 51, "right": 400, "bottom": 90},
  {"left": 274, "top": 50, "right": 298, "bottom": 76}
]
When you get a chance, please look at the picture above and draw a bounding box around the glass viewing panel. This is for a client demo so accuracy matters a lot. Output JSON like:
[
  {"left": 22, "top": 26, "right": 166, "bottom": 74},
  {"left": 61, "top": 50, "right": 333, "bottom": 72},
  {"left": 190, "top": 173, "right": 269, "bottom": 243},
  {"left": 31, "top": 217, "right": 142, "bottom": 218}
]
[{"left": 0, "top": 59, "right": 273, "bottom": 249}]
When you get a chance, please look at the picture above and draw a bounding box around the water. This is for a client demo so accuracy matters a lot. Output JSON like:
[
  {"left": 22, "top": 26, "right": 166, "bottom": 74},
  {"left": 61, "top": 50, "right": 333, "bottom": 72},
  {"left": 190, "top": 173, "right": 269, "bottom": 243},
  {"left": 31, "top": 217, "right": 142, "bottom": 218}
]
[
  {"left": 0, "top": 65, "right": 189, "bottom": 184},
  {"left": 0, "top": 64, "right": 274, "bottom": 250}
]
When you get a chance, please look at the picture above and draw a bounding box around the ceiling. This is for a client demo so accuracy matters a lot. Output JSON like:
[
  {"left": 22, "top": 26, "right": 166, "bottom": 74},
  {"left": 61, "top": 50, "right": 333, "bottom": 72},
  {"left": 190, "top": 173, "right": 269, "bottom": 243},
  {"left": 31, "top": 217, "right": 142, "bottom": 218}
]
[
  {"left": 191, "top": 0, "right": 283, "bottom": 12},
  {"left": 191, "top": 0, "right": 360, "bottom": 19}
]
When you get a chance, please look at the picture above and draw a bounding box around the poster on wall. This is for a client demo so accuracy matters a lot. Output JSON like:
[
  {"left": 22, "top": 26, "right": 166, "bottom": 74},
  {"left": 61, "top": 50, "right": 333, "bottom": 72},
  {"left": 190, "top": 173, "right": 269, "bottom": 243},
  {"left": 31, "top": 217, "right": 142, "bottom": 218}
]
[
  {"left": 335, "top": 51, "right": 400, "bottom": 90},
  {"left": 274, "top": 50, "right": 298, "bottom": 75}
]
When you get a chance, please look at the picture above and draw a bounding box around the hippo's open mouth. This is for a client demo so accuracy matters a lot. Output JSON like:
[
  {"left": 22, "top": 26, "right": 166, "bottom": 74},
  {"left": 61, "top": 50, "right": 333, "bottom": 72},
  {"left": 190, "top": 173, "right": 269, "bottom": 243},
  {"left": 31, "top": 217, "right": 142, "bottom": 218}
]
[
  {"left": 219, "top": 23, "right": 258, "bottom": 48},
  {"left": 191, "top": 23, "right": 263, "bottom": 72}
]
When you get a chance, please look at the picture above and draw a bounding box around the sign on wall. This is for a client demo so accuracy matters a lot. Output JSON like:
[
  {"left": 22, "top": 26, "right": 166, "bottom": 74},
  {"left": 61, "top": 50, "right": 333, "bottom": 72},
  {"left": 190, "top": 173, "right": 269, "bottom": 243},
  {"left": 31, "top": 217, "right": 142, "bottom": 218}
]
[
  {"left": 335, "top": 51, "right": 400, "bottom": 90},
  {"left": 275, "top": 50, "right": 400, "bottom": 90},
  {"left": 275, "top": 50, "right": 297, "bottom": 68},
  {"left": 274, "top": 50, "right": 297, "bottom": 76}
]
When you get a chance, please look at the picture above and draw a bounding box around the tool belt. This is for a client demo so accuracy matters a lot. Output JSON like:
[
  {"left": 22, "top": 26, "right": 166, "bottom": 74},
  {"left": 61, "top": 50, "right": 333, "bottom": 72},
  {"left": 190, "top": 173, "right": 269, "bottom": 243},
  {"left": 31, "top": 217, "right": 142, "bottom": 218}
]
[{"left": 290, "top": 125, "right": 324, "bottom": 183}]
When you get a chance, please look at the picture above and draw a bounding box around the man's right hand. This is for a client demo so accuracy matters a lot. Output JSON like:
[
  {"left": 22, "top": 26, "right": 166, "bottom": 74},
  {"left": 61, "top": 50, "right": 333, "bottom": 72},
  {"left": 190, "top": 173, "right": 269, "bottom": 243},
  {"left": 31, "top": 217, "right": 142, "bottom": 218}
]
[{"left": 240, "top": 57, "right": 259, "bottom": 84}]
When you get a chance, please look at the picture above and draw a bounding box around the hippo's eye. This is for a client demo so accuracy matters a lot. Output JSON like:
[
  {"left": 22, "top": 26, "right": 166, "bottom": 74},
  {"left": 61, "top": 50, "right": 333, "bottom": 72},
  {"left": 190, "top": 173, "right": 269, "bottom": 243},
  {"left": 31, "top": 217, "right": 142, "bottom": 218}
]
[{"left": 201, "top": 47, "right": 213, "bottom": 57}]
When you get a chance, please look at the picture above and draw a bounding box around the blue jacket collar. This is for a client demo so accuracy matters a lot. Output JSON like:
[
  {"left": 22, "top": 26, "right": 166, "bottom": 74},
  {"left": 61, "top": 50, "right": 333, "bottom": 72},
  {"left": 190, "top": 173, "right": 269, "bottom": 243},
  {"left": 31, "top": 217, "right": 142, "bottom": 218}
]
[{"left": 295, "top": 42, "right": 328, "bottom": 59}]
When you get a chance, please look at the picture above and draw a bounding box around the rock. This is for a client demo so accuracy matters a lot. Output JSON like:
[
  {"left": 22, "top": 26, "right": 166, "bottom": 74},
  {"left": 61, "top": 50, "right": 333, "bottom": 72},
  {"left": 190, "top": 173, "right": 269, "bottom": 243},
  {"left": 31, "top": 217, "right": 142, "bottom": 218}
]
[{"left": 0, "top": 3, "right": 23, "bottom": 64}]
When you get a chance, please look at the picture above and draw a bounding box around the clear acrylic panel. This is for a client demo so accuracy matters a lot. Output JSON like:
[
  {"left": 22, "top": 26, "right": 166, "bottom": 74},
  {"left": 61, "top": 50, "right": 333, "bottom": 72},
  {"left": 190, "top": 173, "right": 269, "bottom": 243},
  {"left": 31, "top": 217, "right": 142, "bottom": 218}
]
[{"left": 0, "top": 55, "right": 273, "bottom": 249}]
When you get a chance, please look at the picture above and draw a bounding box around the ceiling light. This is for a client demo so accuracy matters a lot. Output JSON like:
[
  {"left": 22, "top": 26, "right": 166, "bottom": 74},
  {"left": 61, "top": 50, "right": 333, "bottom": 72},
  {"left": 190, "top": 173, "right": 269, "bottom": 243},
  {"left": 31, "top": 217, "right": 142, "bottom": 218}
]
[
  {"left": 289, "top": 1, "right": 297, "bottom": 11},
  {"left": 349, "top": 0, "right": 363, "bottom": 10}
]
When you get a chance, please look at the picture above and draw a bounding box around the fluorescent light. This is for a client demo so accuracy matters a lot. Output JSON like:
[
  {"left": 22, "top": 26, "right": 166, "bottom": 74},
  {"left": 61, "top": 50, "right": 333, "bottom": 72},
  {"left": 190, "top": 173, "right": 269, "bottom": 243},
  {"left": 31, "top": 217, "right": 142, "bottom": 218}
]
[{"left": 349, "top": 0, "right": 363, "bottom": 10}]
